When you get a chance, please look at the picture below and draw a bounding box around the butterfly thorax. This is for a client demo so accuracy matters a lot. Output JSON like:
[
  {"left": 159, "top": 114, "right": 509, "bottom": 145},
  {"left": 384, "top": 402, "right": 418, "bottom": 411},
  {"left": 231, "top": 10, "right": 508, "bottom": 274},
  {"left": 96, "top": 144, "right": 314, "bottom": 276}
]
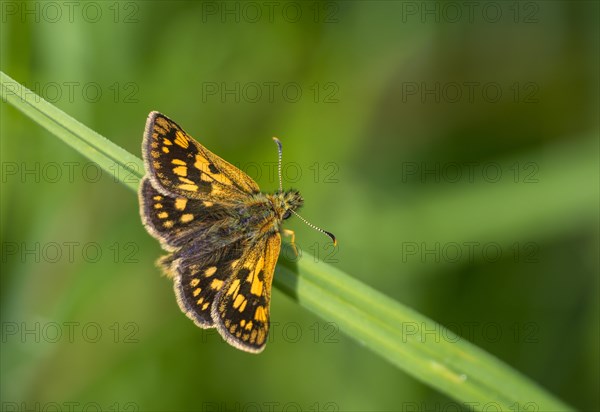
[{"left": 229, "top": 190, "right": 302, "bottom": 240}]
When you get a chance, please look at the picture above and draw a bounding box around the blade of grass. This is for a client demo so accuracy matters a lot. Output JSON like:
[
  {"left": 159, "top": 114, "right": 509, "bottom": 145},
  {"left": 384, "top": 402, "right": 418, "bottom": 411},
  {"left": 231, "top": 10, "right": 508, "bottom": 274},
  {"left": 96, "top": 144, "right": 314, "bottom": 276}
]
[
  {"left": 276, "top": 253, "right": 570, "bottom": 411},
  {"left": 1, "top": 71, "right": 573, "bottom": 411},
  {"left": 0, "top": 71, "right": 143, "bottom": 191}
]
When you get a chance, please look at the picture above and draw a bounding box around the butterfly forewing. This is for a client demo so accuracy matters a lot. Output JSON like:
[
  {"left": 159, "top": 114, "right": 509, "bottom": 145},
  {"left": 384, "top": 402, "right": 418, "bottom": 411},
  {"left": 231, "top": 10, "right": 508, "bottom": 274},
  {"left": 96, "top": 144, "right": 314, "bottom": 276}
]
[{"left": 143, "top": 112, "right": 259, "bottom": 200}]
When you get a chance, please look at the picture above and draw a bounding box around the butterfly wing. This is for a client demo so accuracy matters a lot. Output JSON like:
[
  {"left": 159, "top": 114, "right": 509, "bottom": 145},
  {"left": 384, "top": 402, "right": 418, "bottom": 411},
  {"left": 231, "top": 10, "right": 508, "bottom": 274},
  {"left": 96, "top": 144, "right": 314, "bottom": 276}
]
[
  {"left": 142, "top": 111, "right": 259, "bottom": 200},
  {"left": 170, "top": 238, "right": 246, "bottom": 328},
  {"left": 212, "top": 233, "right": 281, "bottom": 353},
  {"left": 139, "top": 177, "right": 232, "bottom": 251}
]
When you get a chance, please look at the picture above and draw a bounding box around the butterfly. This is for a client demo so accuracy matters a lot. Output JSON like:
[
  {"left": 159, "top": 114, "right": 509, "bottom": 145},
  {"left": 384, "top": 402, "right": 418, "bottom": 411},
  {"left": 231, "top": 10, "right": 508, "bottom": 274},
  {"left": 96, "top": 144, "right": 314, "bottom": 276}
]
[{"left": 138, "top": 111, "right": 336, "bottom": 353}]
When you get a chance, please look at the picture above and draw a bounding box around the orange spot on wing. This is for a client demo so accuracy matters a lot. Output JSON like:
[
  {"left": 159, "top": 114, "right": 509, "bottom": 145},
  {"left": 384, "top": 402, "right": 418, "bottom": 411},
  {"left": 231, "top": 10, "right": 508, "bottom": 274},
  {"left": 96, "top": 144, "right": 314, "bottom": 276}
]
[
  {"left": 178, "top": 184, "right": 198, "bottom": 192},
  {"left": 180, "top": 214, "right": 194, "bottom": 223},
  {"left": 174, "top": 131, "right": 189, "bottom": 148},
  {"left": 254, "top": 306, "right": 267, "bottom": 322},
  {"left": 173, "top": 166, "right": 187, "bottom": 176},
  {"left": 175, "top": 198, "right": 187, "bottom": 210},
  {"left": 210, "top": 279, "right": 224, "bottom": 290}
]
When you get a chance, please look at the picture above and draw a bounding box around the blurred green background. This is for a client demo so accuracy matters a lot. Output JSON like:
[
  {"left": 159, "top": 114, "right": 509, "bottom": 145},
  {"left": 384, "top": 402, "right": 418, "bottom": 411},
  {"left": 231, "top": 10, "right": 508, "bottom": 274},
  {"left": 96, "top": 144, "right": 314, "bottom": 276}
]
[{"left": 1, "top": 1, "right": 598, "bottom": 411}]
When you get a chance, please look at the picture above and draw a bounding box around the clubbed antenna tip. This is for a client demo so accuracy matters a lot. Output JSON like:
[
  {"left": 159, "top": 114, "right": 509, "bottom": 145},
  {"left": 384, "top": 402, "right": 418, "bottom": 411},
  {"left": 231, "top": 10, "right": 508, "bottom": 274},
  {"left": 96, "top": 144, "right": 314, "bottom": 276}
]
[{"left": 324, "top": 231, "right": 337, "bottom": 246}]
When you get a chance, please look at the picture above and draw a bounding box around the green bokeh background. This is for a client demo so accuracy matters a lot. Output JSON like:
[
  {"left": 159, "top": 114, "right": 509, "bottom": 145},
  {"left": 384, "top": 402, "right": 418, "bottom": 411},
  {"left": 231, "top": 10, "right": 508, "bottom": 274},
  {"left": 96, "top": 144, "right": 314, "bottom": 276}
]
[{"left": 1, "top": 1, "right": 598, "bottom": 411}]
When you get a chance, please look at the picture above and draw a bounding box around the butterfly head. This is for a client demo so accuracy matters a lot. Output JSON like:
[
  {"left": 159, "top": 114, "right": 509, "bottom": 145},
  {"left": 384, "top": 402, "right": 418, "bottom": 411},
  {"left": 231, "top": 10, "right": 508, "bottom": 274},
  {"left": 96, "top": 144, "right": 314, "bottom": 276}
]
[{"left": 274, "top": 190, "right": 304, "bottom": 220}]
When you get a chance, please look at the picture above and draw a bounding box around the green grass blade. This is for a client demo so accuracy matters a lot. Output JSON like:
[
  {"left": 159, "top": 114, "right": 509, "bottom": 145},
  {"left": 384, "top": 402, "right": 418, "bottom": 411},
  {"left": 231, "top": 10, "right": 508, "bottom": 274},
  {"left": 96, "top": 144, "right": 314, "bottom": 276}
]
[
  {"left": 276, "top": 254, "right": 572, "bottom": 411},
  {"left": 1, "top": 71, "right": 573, "bottom": 411},
  {"left": 0, "top": 71, "right": 143, "bottom": 191}
]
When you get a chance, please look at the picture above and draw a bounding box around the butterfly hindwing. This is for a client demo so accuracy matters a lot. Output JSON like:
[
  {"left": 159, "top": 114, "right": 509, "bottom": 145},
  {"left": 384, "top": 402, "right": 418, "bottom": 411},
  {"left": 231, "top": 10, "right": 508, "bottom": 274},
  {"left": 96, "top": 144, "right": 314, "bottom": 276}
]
[
  {"left": 212, "top": 233, "right": 281, "bottom": 353},
  {"left": 170, "top": 240, "right": 245, "bottom": 328},
  {"left": 139, "top": 177, "right": 233, "bottom": 250},
  {"left": 142, "top": 111, "right": 260, "bottom": 201}
]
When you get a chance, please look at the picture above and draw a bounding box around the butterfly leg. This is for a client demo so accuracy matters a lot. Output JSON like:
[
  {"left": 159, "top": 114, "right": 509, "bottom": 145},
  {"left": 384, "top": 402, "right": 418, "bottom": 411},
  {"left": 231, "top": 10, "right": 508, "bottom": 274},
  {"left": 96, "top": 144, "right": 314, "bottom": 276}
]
[{"left": 282, "top": 229, "right": 298, "bottom": 257}]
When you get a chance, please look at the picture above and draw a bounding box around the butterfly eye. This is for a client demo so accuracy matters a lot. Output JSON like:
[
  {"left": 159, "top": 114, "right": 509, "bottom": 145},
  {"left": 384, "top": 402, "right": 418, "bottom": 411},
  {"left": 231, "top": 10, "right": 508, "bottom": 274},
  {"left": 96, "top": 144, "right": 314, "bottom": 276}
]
[{"left": 282, "top": 210, "right": 292, "bottom": 220}]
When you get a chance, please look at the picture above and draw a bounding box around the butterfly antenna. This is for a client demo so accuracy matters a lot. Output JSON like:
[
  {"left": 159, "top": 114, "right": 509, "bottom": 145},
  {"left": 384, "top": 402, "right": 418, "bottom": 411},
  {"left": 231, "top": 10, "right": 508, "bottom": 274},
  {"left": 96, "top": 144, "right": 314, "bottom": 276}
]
[
  {"left": 273, "top": 137, "right": 337, "bottom": 246},
  {"left": 291, "top": 210, "right": 337, "bottom": 246},
  {"left": 272, "top": 137, "right": 284, "bottom": 193}
]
